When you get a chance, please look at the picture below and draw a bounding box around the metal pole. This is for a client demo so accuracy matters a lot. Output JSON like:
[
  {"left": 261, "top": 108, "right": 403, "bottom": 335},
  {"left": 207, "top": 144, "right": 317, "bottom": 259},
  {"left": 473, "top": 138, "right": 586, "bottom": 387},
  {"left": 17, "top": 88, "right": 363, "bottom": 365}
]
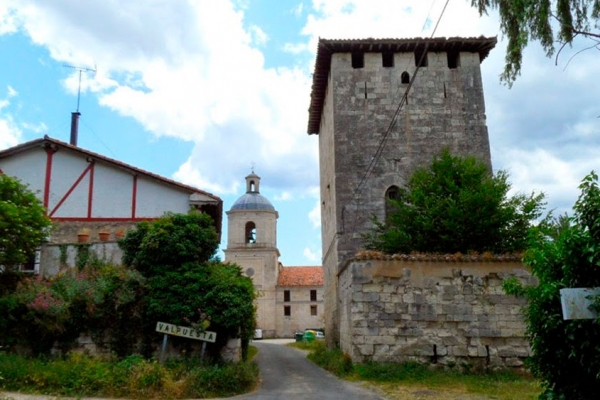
[{"left": 160, "top": 334, "right": 168, "bottom": 363}]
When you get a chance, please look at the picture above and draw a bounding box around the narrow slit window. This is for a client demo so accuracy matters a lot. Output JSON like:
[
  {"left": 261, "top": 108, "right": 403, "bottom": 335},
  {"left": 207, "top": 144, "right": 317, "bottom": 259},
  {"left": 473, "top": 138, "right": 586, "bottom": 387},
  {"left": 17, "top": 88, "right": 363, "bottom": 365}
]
[
  {"left": 444, "top": 82, "right": 447, "bottom": 98},
  {"left": 382, "top": 51, "right": 394, "bottom": 67},
  {"left": 352, "top": 52, "right": 364, "bottom": 69}
]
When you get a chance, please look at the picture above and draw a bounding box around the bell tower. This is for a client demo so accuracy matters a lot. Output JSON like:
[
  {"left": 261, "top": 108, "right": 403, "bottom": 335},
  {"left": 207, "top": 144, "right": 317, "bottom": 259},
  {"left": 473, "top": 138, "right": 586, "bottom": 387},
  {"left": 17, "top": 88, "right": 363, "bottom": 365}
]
[{"left": 224, "top": 172, "right": 280, "bottom": 337}]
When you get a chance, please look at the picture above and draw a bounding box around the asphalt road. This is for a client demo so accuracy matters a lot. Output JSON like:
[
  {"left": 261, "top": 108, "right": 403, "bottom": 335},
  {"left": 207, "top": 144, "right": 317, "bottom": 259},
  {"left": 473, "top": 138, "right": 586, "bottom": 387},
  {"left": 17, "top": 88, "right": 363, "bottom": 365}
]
[{"left": 234, "top": 340, "right": 386, "bottom": 400}]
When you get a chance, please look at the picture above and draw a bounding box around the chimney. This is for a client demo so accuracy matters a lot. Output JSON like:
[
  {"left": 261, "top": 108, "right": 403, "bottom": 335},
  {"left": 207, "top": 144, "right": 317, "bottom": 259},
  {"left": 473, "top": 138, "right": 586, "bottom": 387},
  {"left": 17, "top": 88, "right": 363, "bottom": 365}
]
[{"left": 70, "top": 111, "right": 81, "bottom": 146}]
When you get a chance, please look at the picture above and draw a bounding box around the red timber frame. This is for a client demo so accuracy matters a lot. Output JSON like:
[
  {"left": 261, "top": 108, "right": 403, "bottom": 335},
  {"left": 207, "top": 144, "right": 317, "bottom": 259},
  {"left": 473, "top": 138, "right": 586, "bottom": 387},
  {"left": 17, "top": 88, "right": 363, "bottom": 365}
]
[{"left": 43, "top": 149, "right": 151, "bottom": 222}]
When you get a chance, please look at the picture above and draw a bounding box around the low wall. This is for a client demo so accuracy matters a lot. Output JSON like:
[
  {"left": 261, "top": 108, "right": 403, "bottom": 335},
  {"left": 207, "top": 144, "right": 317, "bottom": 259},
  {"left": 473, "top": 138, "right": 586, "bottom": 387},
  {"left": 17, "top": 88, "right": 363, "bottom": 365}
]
[
  {"left": 40, "top": 242, "right": 124, "bottom": 277},
  {"left": 338, "top": 258, "right": 535, "bottom": 368}
]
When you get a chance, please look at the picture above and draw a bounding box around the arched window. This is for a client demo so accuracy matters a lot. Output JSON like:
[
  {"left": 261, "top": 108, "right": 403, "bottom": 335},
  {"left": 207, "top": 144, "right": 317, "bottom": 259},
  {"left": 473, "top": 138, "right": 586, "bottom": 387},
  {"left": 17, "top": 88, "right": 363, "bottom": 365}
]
[
  {"left": 245, "top": 221, "right": 257, "bottom": 244},
  {"left": 385, "top": 186, "right": 400, "bottom": 221},
  {"left": 401, "top": 71, "right": 410, "bottom": 84},
  {"left": 249, "top": 180, "right": 256, "bottom": 192}
]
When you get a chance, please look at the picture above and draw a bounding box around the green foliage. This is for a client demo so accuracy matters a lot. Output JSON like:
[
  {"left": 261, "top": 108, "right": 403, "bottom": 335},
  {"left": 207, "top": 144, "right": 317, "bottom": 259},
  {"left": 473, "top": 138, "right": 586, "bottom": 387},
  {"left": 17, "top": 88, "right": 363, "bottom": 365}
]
[
  {"left": 0, "top": 352, "right": 258, "bottom": 399},
  {"left": 364, "top": 150, "right": 545, "bottom": 254},
  {"left": 0, "top": 174, "right": 52, "bottom": 269},
  {"left": 0, "top": 263, "right": 145, "bottom": 356},
  {"left": 502, "top": 172, "right": 600, "bottom": 399},
  {"left": 120, "top": 211, "right": 256, "bottom": 360},
  {"left": 119, "top": 211, "right": 219, "bottom": 277},
  {"left": 471, "top": 0, "right": 600, "bottom": 85},
  {"left": 306, "top": 341, "right": 353, "bottom": 377}
]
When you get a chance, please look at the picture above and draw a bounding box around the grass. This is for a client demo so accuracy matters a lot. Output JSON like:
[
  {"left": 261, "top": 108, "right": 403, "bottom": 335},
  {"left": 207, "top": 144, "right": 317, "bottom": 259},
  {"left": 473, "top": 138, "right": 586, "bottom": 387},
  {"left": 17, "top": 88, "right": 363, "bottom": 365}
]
[
  {"left": 290, "top": 341, "right": 541, "bottom": 400},
  {"left": 0, "top": 351, "right": 259, "bottom": 399}
]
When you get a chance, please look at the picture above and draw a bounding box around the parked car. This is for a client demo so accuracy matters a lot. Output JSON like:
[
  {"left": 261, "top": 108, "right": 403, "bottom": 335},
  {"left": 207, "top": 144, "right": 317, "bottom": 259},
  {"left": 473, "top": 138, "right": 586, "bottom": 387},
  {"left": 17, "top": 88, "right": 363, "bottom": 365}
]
[
  {"left": 254, "top": 328, "right": 263, "bottom": 340},
  {"left": 315, "top": 331, "right": 325, "bottom": 340}
]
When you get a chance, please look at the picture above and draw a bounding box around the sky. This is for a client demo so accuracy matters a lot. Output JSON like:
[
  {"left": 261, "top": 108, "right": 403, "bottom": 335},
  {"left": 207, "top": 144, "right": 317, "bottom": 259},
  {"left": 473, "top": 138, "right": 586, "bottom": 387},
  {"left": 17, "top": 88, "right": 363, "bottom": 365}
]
[{"left": 0, "top": 0, "right": 598, "bottom": 266}]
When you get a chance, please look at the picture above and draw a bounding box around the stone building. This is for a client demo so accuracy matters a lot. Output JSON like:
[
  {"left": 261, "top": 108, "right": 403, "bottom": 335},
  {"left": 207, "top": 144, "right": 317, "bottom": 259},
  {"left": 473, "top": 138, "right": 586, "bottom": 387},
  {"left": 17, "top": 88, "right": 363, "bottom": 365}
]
[
  {"left": 224, "top": 173, "right": 324, "bottom": 338},
  {"left": 0, "top": 135, "right": 222, "bottom": 275},
  {"left": 307, "top": 37, "right": 498, "bottom": 346}
]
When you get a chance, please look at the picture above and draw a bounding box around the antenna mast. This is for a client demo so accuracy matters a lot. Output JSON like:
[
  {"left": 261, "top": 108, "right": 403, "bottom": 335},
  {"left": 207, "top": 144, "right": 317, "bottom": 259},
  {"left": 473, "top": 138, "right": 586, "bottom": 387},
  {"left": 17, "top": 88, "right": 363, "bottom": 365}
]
[{"left": 63, "top": 64, "right": 96, "bottom": 146}]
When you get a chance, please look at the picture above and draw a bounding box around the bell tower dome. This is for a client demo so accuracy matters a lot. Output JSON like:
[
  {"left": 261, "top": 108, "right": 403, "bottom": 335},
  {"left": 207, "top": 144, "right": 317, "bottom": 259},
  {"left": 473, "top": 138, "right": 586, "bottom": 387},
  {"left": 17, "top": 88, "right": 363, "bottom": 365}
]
[{"left": 224, "top": 172, "right": 279, "bottom": 337}]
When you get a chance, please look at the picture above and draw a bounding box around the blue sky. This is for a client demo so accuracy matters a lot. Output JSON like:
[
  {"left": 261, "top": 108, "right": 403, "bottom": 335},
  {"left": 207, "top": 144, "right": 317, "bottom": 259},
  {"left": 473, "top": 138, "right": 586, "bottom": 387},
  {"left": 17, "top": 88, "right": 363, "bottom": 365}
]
[{"left": 1, "top": 1, "right": 599, "bottom": 266}]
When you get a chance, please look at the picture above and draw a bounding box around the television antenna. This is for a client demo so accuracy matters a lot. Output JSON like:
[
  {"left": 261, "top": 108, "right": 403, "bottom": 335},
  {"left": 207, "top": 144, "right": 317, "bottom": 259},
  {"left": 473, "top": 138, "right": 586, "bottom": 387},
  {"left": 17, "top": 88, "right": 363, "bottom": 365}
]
[{"left": 63, "top": 64, "right": 97, "bottom": 112}]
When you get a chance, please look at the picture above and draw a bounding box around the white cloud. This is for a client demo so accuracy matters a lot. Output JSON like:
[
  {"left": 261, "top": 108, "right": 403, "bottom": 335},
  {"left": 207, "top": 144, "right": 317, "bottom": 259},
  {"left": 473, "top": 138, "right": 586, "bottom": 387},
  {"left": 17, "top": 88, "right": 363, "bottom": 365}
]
[
  {"left": 308, "top": 198, "right": 321, "bottom": 228},
  {"left": 0, "top": 116, "right": 21, "bottom": 150},
  {"left": 292, "top": 3, "right": 304, "bottom": 17},
  {"left": 274, "top": 191, "right": 292, "bottom": 201},
  {"left": 21, "top": 121, "right": 48, "bottom": 134},
  {"left": 303, "top": 246, "right": 321, "bottom": 263}
]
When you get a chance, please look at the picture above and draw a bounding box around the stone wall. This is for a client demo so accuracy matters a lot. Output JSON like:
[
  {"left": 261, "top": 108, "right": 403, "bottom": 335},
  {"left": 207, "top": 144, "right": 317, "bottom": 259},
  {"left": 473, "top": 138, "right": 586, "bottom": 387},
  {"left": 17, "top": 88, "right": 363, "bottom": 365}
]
[
  {"left": 339, "top": 258, "right": 534, "bottom": 368},
  {"left": 40, "top": 242, "right": 124, "bottom": 277}
]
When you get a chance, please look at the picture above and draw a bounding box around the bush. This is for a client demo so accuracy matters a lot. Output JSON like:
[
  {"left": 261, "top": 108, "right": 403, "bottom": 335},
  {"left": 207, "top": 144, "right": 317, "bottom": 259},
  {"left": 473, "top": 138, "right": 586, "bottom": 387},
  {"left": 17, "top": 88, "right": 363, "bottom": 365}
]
[
  {"left": 306, "top": 341, "right": 353, "bottom": 377},
  {"left": 0, "top": 352, "right": 259, "bottom": 399},
  {"left": 364, "top": 149, "right": 545, "bottom": 254},
  {"left": 504, "top": 172, "right": 600, "bottom": 399}
]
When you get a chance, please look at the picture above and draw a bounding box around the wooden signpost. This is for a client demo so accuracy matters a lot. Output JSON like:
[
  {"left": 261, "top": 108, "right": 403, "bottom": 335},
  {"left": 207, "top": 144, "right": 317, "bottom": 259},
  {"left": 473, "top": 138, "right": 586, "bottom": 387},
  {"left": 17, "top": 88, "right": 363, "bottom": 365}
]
[{"left": 156, "top": 321, "right": 217, "bottom": 362}]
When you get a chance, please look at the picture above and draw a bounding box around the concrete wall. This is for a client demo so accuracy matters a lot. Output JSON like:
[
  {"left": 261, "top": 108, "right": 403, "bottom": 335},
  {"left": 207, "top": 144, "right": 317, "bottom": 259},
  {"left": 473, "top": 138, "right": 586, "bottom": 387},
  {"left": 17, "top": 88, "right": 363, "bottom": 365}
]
[{"left": 339, "top": 258, "right": 533, "bottom": 368}]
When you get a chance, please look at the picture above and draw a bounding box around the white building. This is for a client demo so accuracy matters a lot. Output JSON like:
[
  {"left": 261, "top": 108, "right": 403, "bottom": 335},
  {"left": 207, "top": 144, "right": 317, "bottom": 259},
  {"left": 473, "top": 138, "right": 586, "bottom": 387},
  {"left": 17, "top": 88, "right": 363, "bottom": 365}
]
[{"left": 0, "top": 135, "right": 222, "bottom": 275}]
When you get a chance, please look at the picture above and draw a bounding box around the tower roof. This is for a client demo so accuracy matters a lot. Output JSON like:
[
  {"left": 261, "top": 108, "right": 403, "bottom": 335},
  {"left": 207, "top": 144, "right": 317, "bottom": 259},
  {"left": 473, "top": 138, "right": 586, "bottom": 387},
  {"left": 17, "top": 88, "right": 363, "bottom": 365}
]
[
  {"left": 306, "top": 36, "right": 497, "bottom": 135},
  {"left": 230, "top": 172, "right": 275, "bottom": 211}
]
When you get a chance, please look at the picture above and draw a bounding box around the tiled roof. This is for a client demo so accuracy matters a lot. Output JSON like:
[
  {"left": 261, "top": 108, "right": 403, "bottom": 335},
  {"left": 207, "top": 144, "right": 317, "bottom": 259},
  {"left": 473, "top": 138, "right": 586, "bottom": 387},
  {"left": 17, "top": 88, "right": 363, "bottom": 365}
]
[
  {"left": 307, "top": 36, "right": 498, "bottom": 135},
  {"left": 278, "top": 266, "right": 324, "bottom": 287}
]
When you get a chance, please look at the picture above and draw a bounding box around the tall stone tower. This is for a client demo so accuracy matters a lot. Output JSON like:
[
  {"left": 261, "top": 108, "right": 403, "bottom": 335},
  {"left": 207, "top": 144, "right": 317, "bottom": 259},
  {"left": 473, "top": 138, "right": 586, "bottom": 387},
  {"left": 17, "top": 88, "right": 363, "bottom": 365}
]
[
  {"left": 223, "top": 172, "right": 280, "bottom": 338},
  {"left": 307, "top": 37, "right": 497, "bottom": 344}
]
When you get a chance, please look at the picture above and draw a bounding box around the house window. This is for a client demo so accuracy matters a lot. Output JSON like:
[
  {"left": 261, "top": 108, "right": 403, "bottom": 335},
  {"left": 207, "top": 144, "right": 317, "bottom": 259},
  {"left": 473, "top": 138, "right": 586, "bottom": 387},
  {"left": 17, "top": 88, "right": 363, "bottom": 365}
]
[
  {"left": 310, "top": 290, "right": 317, "bottom": 302},
  {"left": 284, "top": 305, "right": 291, "bottom": 316},
  {"left": 21, "top": 249, "right": 40, "bottom": 273},
  {"left": 352, "top": 52, "right": 364, "bottom": 69},
  {"left": 245, "top": 221, "right": 256, "bottom": 244},
  {"left": 284, "top": 290, "right": 290, "bottom": 302},
  {"left": 382, "top": 51, "right": 394, "bottom": 67},
  {"left": 311, "top": 305, "right": 317, "bottom": 316}
]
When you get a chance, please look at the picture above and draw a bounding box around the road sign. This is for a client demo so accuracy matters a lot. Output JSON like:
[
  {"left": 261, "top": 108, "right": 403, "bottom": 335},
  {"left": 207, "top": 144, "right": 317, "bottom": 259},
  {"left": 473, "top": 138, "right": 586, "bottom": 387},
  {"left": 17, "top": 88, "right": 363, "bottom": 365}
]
[{"left": 155, "top": 321, "right": 217, "bottom": 343}]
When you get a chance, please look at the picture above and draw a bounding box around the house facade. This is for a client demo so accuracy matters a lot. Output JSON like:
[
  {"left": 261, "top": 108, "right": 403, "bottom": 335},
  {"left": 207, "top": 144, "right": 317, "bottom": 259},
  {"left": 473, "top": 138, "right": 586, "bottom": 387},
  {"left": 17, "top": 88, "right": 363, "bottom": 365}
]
[
  {"left": 224, "top": 173, "right": 324, "bottom": 338},
  {"left": 0, "top": 135, "right": 222, "bottom": 275}
]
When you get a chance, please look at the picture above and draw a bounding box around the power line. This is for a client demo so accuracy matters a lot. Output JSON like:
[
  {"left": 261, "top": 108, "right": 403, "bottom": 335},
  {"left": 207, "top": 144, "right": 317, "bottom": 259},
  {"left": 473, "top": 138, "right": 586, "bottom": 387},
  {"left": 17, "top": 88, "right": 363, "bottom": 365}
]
[{"left": 343, "top": 0, "right": 452, "bottom": 233}]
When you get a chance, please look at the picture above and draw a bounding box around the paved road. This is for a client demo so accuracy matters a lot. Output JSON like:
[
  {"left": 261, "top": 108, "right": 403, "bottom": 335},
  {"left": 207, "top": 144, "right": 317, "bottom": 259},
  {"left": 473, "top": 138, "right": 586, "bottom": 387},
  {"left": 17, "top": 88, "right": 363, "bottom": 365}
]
[{"left": 234, "top": 340, "right": 386, "bottom": 400}]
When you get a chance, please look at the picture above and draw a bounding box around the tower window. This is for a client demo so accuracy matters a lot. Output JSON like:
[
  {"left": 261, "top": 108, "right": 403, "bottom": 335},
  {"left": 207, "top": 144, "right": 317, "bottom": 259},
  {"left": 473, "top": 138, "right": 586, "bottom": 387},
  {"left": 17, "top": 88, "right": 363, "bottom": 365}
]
[
  {"left": 311, "top": 305, "right": 317, "bottom": 316},
  {"left": 382, "top": 51, "right": 394, "bottom": 67},
  {"left": 310, "top": 290, "right": 317, "bottom": 302},
  {"left": 414, "top": 48, "right": 428, "bottom": 67},
  {"left": 352, "top": 52, "right": 364, "bottom": 69},
  {"left": 245, "top": 221, "right": 257, "bottom": 244},
  {"left": 447, "top": 51, "right": 459, "bottom": 69},
  {"left": 385, "top": 186, "right": 400, "bottom": 221},
  {"left": 284, "top": 305, "right": 291, "bottom": 316},
  {"left": 401, "top": 71, "right": 410, "bottom": 84},
  {"left": 249, "top": 180, "right": 256, "bottom": 192},
  {"left": 284, "top": 290, "right": 290, "bottom": 302}
]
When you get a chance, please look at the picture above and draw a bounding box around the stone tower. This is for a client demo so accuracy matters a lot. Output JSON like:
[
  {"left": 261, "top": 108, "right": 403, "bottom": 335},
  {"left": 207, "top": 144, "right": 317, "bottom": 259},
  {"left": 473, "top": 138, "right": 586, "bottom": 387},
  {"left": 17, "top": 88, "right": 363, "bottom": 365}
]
[
  {"left": 223, "top": 173, "right": 280, "bottom": 338},
  {"left": 307, "top": 37, "right": 497, "bottom": 344}
]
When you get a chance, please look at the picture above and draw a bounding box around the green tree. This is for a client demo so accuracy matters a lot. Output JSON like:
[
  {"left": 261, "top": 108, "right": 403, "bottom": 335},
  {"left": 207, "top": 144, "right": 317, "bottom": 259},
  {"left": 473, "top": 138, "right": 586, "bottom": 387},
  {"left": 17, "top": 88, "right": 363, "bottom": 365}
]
[
  {"left": 120, "top": 211, "right": 256, "bottom": 360},
  {"left": 471, "top": 0, "right": 600, "bottom": 85},
  {"left": 0, "top": 174, "right": 52, "bottom": 270},
  {"left": 364, "top": 149, "right": 545, "bottom": 254},
  {"left": 503, "top": 172, "right": 600, "bottom": 399}
]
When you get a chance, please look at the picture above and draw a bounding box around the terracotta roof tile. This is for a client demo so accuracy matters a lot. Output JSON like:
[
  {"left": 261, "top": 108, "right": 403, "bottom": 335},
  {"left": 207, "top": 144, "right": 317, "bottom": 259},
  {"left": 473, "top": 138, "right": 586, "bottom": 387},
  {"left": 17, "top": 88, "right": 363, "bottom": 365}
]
[{"left": 278, "top": 266, "right": 323, "bottom": 287}]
